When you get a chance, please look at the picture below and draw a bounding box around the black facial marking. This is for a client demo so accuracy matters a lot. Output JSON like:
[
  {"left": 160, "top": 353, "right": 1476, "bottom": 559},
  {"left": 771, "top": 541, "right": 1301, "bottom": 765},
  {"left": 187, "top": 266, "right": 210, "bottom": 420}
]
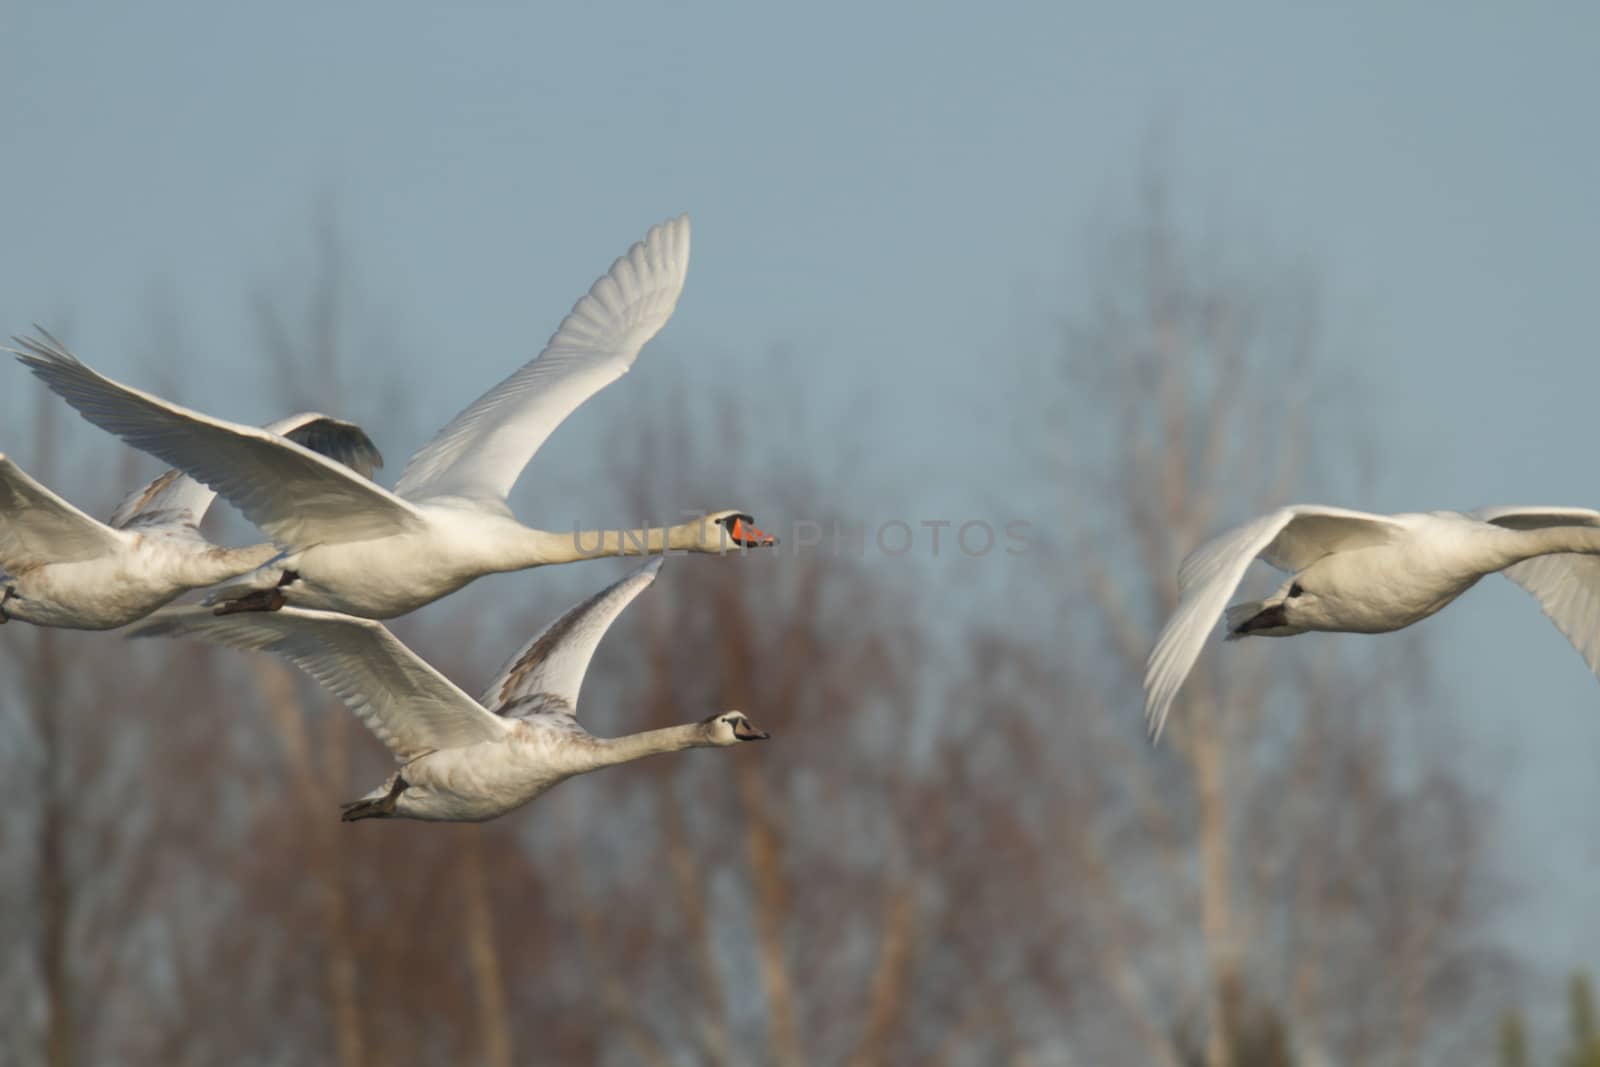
[
  {"left": 1288, "top": 583, "right": 1304, "bottom": 599},
  {"left": 276, "top": 569, "right": 301, "bottom": 588}
]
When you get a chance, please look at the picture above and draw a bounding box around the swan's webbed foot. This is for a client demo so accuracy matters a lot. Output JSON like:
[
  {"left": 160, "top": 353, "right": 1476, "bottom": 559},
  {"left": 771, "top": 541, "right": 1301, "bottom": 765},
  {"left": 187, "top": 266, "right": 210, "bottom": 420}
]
[
  {"left": 212, "top": 589, "right": 287, "bottom": 616},
  {"left": 340, "top": 775, "right": 408, "bottom": 822},
  {"left": 211, "top": 570, "right": 299, "bottom": 617}
]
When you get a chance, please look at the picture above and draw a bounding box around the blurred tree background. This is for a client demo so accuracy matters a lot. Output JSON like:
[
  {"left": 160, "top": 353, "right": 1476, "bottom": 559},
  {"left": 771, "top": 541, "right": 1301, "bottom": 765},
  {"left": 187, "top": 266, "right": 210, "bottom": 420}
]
[
  {"left": 1499, "top": 973, "right": 1600, "bottom": 1067},
  {"left": 0, "top": 162, "right": 1552, "bottom": 1066}
]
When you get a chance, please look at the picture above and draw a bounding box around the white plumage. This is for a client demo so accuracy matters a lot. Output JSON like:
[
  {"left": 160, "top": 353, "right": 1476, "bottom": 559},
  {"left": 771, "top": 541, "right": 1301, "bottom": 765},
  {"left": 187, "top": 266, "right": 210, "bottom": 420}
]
[
  {"left": 129, "top": 559, "right": 769, "bottom": 822},
  {"left": 11, "top": 216, "right": 776, "bottom": 621},
  {"left": 0, "top": 413, "right": 378, "bottom": 630},
  {"left": 1146, "top": 505, "right": 1600, "bottom": 742}
]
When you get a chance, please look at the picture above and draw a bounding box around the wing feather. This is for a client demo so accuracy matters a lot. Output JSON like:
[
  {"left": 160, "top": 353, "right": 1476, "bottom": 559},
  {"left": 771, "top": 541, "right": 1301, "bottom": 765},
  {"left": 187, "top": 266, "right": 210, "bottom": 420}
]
[
  {"left": 0, "top": 454, "right": 124, "bottom": 568},
  {"left": 109, "top": 412, "right": 384, "bottom": 531},
  {"left": 1147, "top": 505, "right": 1404, "bottom": 742},
  {"left": 1474, "top": 507, "right": 1600, "bottom": 677},
  {"left": 129, "top": 606, "right": 506, "bottom": 762},
  {"left": 478, "top": 558, "right": 662, "bottom": 718},
  {"left": 10, "top": 330, "right": 421, "bottom": 546},
  {"left": 395, "top": 216, "right": 690, "bottom": 504}
]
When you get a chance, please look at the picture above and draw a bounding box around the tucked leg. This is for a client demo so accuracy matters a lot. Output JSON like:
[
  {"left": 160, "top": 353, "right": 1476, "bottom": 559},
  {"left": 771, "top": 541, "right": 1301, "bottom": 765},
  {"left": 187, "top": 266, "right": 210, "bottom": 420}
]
[
  {"left": 339, "top": 775, "right": 408, "bottom": 822},
  {"left": 212, "top": 589, "right": 287, "bottom": 615}
]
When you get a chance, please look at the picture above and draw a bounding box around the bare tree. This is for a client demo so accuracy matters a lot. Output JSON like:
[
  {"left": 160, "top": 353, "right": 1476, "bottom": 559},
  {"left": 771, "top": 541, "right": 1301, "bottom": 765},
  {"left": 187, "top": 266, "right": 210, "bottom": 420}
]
[
  {"left": 0, "top": 170, "right": 1512, "bottom": 1067},
  {"left": 0, "top": 378, "right": 295, "bottom": 1067},
  {"left": 1031, "top": 160, "right": 1506, "bottom": 1065}
]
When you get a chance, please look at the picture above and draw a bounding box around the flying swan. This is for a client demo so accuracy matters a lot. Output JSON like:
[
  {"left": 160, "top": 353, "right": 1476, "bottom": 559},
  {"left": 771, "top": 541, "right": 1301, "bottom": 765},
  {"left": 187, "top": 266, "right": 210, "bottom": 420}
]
[
  {"left": 0, "top": 414, "right": 379, "bottom": 630},
  {"left": 11, "top": 215, "right": 774, "bottom": 620},
  {"left": 129, "top": 557, "right": 769, "bottom": 822},
  {"left": 1145, "top": 504, "right": 1600, "bottom": 741}
]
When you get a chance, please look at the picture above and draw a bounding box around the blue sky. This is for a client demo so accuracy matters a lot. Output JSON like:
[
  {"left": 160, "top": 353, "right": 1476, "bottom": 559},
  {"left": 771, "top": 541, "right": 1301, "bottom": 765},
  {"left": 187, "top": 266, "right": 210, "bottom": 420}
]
[{"left": 5, "top": 0, "right": 1599, "bottom": 1032}]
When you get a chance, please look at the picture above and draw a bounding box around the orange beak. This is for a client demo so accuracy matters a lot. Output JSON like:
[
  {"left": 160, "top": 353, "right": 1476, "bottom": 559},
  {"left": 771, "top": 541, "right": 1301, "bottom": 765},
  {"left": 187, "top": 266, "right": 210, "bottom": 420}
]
[{"left": 727, "top": 517, "right": 777, "bottom": 547}]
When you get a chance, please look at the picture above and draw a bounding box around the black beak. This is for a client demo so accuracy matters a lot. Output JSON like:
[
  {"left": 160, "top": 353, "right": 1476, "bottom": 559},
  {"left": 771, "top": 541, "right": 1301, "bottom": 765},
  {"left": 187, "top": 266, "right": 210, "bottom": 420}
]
[
  {"left": 1231, "top": 602, "right": 1288, "bottom": 637},
  {"left": 734, "top": 721, "right": 771, "bottom": 741}
]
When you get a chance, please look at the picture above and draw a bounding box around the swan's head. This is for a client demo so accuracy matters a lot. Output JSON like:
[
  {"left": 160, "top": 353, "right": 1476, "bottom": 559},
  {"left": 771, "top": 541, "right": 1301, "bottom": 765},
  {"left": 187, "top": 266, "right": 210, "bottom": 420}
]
[
  {"left": 696, "top": 510, "right": 777, "bottom": 552},
  {"left": 701, "top": 710, "right": 771, "bottom": 746}
]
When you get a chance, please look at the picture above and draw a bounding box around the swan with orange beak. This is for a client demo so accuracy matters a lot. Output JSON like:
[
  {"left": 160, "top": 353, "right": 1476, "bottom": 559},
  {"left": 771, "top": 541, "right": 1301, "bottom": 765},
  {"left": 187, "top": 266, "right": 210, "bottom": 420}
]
[
  {"left": 13, "top": 216, "right": 779, "bottom": 621},
  {"left": 715, "top": 512, "right": 777, "bottom": 550}
]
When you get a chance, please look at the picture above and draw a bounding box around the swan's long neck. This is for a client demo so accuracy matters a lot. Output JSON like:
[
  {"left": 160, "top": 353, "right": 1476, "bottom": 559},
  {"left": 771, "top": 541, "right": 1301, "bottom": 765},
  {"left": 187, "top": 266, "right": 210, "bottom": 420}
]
[
  {"left": 1488, "top": 526, "right": 1600, "bottom": 571},
  {"left": 513, "top": 521, "right": 713, "bottom": 567},
  {"left": 577, "top": 723, "right": 713, "bottom": 771}
]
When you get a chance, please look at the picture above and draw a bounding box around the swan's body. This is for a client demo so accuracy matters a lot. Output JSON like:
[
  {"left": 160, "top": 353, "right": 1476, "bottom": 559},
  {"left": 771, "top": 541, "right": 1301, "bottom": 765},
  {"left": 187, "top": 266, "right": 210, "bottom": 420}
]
[
  {"left": 1145, "top": 505, "right": 1600, "bottom": 740},
  {"left": 0, "top": 415, "right": 379, "bottom": 630},
  {"left": 12, "top": 216, "right": 775, "bottom": 621},
  {"left": 205, "top": 504, "right": 771, "bottom": 619},
  {"left": 129, "top": 558, "right": 769, "bottom": 822}
]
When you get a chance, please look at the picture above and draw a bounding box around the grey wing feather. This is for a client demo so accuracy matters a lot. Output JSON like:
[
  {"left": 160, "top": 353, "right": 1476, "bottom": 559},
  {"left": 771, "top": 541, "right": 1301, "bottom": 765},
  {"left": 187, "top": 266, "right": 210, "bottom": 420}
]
[
  {"left": 479, "top": 558, "right": 663, "bottom": 718},
  {"left": 109, "top": 413, "right": 383, "bottom": 531},
  {"left": 275, "top": 414, "right": 384, "bottom": 480},
  {"left": 108, "top": 468, "right": 205, "bottom": 531}
]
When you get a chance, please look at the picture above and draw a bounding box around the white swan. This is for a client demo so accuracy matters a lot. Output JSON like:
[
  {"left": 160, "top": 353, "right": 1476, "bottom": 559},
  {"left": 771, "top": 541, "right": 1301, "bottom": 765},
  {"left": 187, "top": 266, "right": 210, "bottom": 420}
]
[
  {"left": 128, "top": 558, "right": 769, "bottom": 822},
  {"left": 1145, "top": 505, "right": 1600, "bottom": 741},
  {"left": 10, "top": 215, "right": 775, "bottom": 620},
  {"left": 0, "top": 414, "right": 379, "bottom": 630}
]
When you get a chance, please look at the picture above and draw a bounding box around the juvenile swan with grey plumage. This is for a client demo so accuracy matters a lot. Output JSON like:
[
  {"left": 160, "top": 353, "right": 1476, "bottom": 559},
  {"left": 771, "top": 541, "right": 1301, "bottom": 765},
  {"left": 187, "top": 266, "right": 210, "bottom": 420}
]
[
  {"left": 0, "top": 413, "right": 379, "bottom": 630},
  {"left": 129, "top": 558, "right": 769, "bottom": 822},
  {"left": 11, "top": 216, "right": 775, "bottom": 621},
  {"left": 1145, "top": 505, "right": 1600, "bottom": 741}
]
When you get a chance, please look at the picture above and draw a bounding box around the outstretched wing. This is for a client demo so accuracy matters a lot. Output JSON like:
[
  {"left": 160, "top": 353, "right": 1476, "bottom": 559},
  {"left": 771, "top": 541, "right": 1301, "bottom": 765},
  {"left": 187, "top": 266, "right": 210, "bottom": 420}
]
[
  {"left": 395, "top": 216, "right": 690, "bottom": 505},
  {"left": 129, "top": 606, "right": 507, "bottom": 763},
  {"left": 1470, "top": 506, "right": 1600, "bottom": 532},
  {"left": 479, "top": 558, "right": 662, "bottom": 719},
  {"left": 270, "top": 413, "right": 385, "bottom": 480},
  {"left": 110, "top": 413, "right": 384, "bottom": 531},
  {"left": 1473, "top": 507, "right": 1600, "bottom": 679},
  {"left": 1146, "top": 505, "right": 1405, "bottom": 742},
  {"left": 0, "top": 454, "right": 124, "bottom": 568},
  {"left": 10, "top": 329, "right": 423, "bottom": 547}
]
